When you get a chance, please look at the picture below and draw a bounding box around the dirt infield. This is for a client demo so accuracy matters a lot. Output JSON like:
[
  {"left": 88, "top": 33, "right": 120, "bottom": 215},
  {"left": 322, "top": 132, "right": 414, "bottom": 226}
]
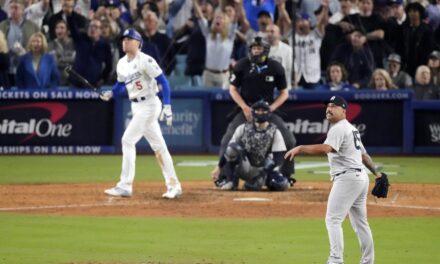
[{"left": 1, "top": 181, "right": 439, "bottom": 218}]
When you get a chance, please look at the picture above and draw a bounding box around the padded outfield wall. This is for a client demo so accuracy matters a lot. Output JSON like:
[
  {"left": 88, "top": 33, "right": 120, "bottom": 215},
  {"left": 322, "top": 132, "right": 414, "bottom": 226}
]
[{"left": 0, "top": 89, "right": 439, "bottom": 154}]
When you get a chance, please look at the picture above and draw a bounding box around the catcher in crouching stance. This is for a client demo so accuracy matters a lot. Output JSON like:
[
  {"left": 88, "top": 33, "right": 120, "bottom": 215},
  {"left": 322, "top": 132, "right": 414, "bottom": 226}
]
[
  {"left": 212, "top": 100, "right": 294, "bottom": 191},
  {"left": 285, "top": 95, "right": 389, "bottom": 264}
]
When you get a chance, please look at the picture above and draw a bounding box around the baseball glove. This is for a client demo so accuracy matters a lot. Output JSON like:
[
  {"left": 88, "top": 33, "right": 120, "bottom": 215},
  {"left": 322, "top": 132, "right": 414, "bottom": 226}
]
[{"left": 371, "top": 172, "right": 390, "bottom": 198}]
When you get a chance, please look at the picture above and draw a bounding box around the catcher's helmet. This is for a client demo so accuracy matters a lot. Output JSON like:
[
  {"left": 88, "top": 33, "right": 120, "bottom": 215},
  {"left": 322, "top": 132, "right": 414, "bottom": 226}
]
[
  {"left": 224, "top": 142, "right": 245, "bottom": 162},
  {"left": 121, "top": 28, "right": 143, "bottom": 48},
  {"left": 251, "top": 100, "right": 271, "bottom": 123},
  {"left": 266, "top": 171, "right": 289, "bottom": 191},
  {"left": 248, "top": 36, "right": 270, "bottom": 64}
]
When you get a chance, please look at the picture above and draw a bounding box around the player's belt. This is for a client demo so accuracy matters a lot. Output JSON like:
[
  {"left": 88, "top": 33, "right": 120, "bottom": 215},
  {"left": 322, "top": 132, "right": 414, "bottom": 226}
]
[
  {"left": 130, "top": 97, "right": 147, "bottom": 102},
  {"left": 205, "top": 68, "right": 229, "bottom": 74},
  {"left": 130, "top": 95, "right": 153, "bottom": 102},
  {"left": 334, "top": 168, "right": 362, "bottom": 177}
]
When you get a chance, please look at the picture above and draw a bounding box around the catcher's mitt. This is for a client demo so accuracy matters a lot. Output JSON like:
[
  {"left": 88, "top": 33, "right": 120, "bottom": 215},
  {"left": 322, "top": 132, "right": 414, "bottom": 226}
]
[{"left": 371, "top": 172, "right": 390, "bottom": 198}]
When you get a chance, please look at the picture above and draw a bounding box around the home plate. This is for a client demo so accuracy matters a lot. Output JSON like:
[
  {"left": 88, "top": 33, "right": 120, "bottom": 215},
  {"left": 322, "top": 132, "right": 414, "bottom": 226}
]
[{"left": 233, "top": 197, "right": 273, "bottom": 202}]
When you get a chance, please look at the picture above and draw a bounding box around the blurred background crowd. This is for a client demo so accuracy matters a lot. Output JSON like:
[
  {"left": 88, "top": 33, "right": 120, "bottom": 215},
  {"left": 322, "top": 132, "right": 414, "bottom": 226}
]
[{"left": 0, "top": 0, "right": 439, "bottom": 100}]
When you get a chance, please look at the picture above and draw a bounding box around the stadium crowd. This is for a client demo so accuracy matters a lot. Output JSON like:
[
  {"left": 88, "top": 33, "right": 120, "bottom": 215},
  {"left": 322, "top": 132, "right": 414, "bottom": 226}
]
[{"left": 0, "top": 0, "right": 439, "bottom": 99}]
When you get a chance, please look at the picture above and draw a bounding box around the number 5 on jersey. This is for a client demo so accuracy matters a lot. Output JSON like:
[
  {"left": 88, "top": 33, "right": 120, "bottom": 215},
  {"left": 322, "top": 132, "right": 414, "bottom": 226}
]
[{"left": 135, "top": 80, "right": 143, "bottom": 90}]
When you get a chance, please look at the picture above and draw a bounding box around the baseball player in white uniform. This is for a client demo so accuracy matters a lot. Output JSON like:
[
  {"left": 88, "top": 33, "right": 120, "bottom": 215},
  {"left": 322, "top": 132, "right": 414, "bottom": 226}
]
[
  {"left": 100, "top": 28, "right": 182, "bottom": 199},
  {"left": 285, "top": 95, "right": 384, "bottom": 264}
]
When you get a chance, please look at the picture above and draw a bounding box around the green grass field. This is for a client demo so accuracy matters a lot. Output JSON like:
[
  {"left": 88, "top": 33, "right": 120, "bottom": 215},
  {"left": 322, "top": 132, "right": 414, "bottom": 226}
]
[
  {"left": 1, "top": 155, "right": 440, "bottom": 184},
  {"left": 1, "top": 155, "right": 439, "bottom": 264}
]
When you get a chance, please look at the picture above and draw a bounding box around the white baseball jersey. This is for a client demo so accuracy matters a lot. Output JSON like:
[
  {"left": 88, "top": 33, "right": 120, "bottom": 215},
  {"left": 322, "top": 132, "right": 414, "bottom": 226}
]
[
  {"left": 324, "top": 119, "right": 367, "bottom": 176},
  {"left": 269, "top": 41, "right": 293, "bottom": 90},
  {"left": 112, "top": 51, "right": 181, "bottom": 195},
  {"left": 294, "top": 28, "right": 323, "bottom": 83},
  {"left": 116, "top": 51, "right": 162, "bottom": 100}
]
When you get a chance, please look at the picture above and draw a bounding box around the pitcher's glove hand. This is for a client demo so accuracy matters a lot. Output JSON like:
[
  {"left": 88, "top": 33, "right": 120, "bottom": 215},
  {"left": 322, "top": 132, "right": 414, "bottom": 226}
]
[
  {"left": 371, "top": 172, "right": 390, "bottom": 198},
  {"left": 99, "top": 91, "right": 113, "bottom": 101},
  {"left": 159, "top": 104, "right": 173, "bottom": 126}
]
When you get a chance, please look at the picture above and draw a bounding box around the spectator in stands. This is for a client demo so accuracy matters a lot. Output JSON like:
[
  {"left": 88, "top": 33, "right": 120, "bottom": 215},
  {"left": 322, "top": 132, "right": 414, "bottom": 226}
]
[
  {"left": 95, "top": 0, "right": 132, "bottom": 34},
  {"left": 100, "top": 18, "right": 120, "bottom": 85},
  {"left": 245, "top": 10, "right": 273, "bottom": 46},
  {"left": 169, "top": 0, "right": 193, "bottom": 37},
  {"left": 331, "top": 27, "right": 375, "bottom": 88},
  {"left": 155, "top": 0, "right": 170, "bottom": 34},
  {"left": 24, "top": 0, "right": 49, "bottom": 28},
  {"left": 389, "top": 0, "right": 406, "bottom": 26},
  {"left": 299, "top": 0, "right": 340, "bottom": 27},
  {"left": 106, "top": 0, "right": 132, "bottom": 30},
  {"left": 0, "top": 0, "right": 39, "bottom": 86},
  {"left": 47, "top": 0, "right": 88, "bottom": 40},
  {"left": 382, "top": 0, "right": 403, "bottom": 55},
  {"left": 48, "top": 20, "right": 75, "bottom": 86},
  {"left": 329, "top": 0, "right": 358, "bottom": 24},
  {"left": 275, "top": 0, "right": 292, "bottom": 37},
  {"left": 267, "top": 24, "right": 292, "bottom": 89},
  {"left": 0, "top": 7, "right": 6, "bottom": 23},
  {"left": 294, "top": 1, "right": 330, "bottom": 89},
  {"left": 412, "top": 65, "right": 440, "bottom": 100},
  {"left": 141, "top": 10, "right": 176, "bottom": 75},
  {"left": 93, "top": 3, "right": 121, "bottom": 37},
  {"left": 73, "top": 0, "right": 97, "bottom": 18},
  {"left": 224, "top": 1, "right": 250, "bottom": 65},
  {"left": 0, "top": 30, "right": 10, "bottom": 88},
  {"left": 243, "top": 0, "right": 275, "bottom": 32},
  {"left": 318, "top": 62, "right": 354, "bottom": 91},
  {"left": 68, "top": 17, "right": 112, "bottom": 88},
  {"left": 427, "top": 0, "right": 440, "bottom": 32},
  {"left": 386, "top": 53, "right": 413, "bottom": 89},
  {"left": 369, "top": 68, "right": 397, "bottom": 90},
  {"left": 400, "top": 2, "right": 435, "bottom": 77},
  {"left": 177, "top": 0, "right": 213, "bottom": 86},
  {"left": 130, "top": 1, "right": 160, "bottom": 32},
  {"left": 340, "top": 0, "right": 387, "bottom": 67},
  {"left": 428, "top": 50, "right": 440, "bottom": 87},
  {"left": 193, "top": 0, "right": 237, "bottom": 89},
  {"left": 320, "top": 2, "right": 347, "bottom": 72},
  {"left": 16, "top": 32, "right": 60, "bottom": 89}
]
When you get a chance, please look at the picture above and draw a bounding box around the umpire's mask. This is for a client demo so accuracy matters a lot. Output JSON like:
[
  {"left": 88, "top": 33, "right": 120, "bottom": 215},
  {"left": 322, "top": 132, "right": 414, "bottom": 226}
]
[
  {"left": 251, "top": 100, "right": 271, "bottom": 123},
  {"left": 248, "top": 37, "right": 270, "bottom": 64}
]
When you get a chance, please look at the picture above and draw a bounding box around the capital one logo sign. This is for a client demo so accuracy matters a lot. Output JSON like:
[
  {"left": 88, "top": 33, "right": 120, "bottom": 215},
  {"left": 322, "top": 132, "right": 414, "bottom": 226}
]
[
  {"left": 0, "top": 103, "right": 72, "bottom": 143},
  {"left": 429, "top": 123, "right": 440, "bottom": 143}
]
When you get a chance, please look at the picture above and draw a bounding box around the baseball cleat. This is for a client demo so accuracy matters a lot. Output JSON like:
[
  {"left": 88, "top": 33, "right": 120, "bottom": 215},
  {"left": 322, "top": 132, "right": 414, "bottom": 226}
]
[
  {"left": 104, "top": 187, "right": 132, "bottom": 197},
  {"left": 220, "top": 181, "right": 234, "bottom": 190},
  {"left": 162, "top": 186, "right": 182, "bottom": 199}
]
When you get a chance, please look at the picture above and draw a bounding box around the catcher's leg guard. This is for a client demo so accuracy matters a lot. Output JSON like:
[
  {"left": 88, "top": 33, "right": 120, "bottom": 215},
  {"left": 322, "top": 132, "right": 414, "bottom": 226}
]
[
  {"left": 244, "top": 171, "right": 265, "bottom": 191},
  {"left": 221, "top": 161, "right": 239, "bottom": 190}
]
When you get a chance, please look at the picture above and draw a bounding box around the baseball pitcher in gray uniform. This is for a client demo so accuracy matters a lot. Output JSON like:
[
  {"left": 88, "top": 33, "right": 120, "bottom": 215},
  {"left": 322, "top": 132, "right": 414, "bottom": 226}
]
[{"left": 285, "top": 95, "right": 384, "bottom": 264}]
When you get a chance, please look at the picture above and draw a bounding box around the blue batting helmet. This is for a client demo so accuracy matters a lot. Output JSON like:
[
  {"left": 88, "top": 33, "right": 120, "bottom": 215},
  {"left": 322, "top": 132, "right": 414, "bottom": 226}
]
[
  {"left": 121, "top": 28, "right": 143, "bottom": 47},
  {"left": 266, "top": 171, "right": 289, "bottom": 191}
]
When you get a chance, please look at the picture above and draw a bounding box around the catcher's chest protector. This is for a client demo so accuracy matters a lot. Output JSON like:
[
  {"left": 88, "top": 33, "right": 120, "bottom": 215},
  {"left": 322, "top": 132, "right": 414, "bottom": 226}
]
[{"left": 240, "top": 123, "right": 277, "bottom": 167}]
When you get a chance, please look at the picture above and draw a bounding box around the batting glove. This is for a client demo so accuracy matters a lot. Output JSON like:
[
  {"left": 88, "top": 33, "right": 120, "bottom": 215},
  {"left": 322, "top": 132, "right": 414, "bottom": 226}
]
[
  {"left": 99, "top": 91, "right": 113, "bottom": 101},
  {"left": 159, "top": 104, "right": 173, "bottom": 126}
]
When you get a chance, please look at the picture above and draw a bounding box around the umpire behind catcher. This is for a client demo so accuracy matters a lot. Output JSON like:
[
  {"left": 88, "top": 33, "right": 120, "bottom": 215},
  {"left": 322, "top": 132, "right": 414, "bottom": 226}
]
[
  {"left": 217, "top": 36, "right": 296, "bottom": 180},
  {"left": 212, "top": 100, "right": 291, "bottom": 191}
]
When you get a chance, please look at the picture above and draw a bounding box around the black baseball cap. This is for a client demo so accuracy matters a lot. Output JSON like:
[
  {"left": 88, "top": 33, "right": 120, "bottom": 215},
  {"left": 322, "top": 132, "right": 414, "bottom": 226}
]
[
  {"left": 257, "top": 10, "right": 272, "bottom": 19},
  {"left": 325, "top": 95, "right": 348, "bottom": 109}
]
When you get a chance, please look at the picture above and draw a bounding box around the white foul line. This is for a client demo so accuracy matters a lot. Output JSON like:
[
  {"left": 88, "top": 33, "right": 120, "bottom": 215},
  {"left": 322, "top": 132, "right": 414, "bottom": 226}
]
[
  {"left": 0, "top": 201, "right": 150, "bottom": 212},
  {"left": 368, "top": 203, "right": 440, "bottom": 211},
  {"left": 1, "top": 201, "right": 439, "bottom": 212}
]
